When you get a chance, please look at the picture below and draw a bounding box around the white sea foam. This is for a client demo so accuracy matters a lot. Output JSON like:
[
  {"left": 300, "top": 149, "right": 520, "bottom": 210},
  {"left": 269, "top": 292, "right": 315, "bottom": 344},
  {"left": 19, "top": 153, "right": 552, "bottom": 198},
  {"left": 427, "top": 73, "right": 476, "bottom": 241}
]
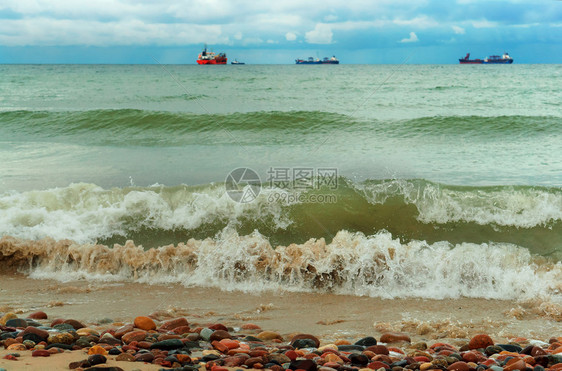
[
  {"left": 2, "top": 229, "right": 560, "bottom": 301},
  {"left": 358, "top": 179, "right": 562, "bottom": 228},
  {"left": 0, "top": 183, "right": 290, "bottom": 243}
]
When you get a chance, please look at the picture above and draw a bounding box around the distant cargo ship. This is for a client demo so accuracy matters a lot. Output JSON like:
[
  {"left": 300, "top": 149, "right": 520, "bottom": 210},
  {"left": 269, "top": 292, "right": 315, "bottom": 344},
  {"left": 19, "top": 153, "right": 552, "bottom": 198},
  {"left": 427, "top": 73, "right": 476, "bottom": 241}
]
[
  {"left": 295, "top": 56, "right": 339, "bottom": 64},
  {"left": 197, "top": 44, "right": 227, "bottom": 65},
  {"left": 459, "top": 53, "right": 513, "bottom": 64}
]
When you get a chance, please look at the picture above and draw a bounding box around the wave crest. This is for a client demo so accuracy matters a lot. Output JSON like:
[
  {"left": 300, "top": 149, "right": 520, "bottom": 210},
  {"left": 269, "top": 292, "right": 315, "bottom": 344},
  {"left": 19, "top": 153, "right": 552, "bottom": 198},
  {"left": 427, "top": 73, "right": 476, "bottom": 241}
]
[{"left": 1, "top": 230, "right": 560, "bottom": 301}]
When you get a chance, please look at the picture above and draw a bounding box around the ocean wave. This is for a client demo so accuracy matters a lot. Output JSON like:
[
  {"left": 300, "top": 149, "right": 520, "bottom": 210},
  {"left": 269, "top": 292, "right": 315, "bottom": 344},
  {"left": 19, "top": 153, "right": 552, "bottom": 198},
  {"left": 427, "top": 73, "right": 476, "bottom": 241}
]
[
  {"left": 1, "top": 230, "right": 561, "bottom": 301},
  {"left": 0, "top": 180, "right": 560, "bottom": 259},
  {"left": 0, "top": 109, "right": 354, "bottom": 146},
  {"left": 355, "top": 179, "right": 562, "bottom": 228},
  {"left": 1, "top": 110, "right": 559, "bottom": 146}
]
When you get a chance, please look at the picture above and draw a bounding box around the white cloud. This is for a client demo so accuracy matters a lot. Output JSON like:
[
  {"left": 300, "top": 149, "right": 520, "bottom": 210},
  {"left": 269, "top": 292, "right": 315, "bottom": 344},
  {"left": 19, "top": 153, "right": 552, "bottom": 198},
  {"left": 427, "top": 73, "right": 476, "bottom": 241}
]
[
  {"left": 285, "top": 32, "right": 297, "bottom": 41},
  {"left": 452, "top": 25, "right": 465, "bottom": 34},
  {"left": 393, "top": 16, "right": 438, "bottom": 29},
  {"left": 0, "top": 0, "right": 555, "bottom": 49},
  {"left": 400, "top": 31, "right": 419, "bottom": 43},
  {"left": 472, "top": 19, "right": 498, "bottom": 28},
  {"left": 305, "top": 23, "right": 333, "bottom": 44},
  {"left": 0, "top": 18, "right": 227, "bottom": 46}
]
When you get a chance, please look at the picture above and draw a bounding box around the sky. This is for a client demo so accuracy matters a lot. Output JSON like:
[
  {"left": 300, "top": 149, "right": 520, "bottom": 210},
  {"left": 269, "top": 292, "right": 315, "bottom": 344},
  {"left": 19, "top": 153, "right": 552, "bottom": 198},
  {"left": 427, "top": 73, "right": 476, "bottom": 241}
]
[{"left": 0, "top": 0, "right": 561, "bottom": 64}]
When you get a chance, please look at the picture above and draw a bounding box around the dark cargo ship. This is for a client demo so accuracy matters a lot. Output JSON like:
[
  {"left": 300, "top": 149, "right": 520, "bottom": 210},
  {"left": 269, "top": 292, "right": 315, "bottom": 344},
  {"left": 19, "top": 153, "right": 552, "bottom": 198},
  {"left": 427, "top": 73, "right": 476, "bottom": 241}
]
[{"left": 459, "top": 53, "right": 513, "bottom": 64}]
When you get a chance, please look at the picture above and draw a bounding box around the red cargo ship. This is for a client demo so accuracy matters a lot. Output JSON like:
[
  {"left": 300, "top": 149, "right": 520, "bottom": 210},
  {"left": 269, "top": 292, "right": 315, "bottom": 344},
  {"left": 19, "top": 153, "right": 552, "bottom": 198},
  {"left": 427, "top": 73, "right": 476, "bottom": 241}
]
[{"left": 197, "top": 44, "right": 227, "bottom": 65}]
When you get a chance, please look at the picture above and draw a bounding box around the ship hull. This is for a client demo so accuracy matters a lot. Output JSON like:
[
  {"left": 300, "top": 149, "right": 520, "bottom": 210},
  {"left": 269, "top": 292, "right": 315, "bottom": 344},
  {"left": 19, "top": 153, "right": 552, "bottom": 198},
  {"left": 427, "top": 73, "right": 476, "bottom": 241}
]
[
  {"left": 459, "top": 60, "right": 483, "bottom": 64},
  {"left": 483, "top": 60, "right": 513, "bottom": 64},
  {"left": 197, "top": 59, "right": 227, "bottom": 65},
  {"left": 295, "top": 60, "right": 339, "bottom": 64}
]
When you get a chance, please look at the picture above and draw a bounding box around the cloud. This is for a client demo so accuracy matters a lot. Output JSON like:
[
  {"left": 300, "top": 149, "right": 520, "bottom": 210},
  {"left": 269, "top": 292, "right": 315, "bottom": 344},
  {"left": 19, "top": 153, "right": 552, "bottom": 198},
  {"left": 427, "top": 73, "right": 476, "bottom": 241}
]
[
  {"left": 0, "top": 0, "right": 561, "bottom": 56},
  {"left": 305, "top": 23, "right": 333, "bottom": 44},
  {"left": 0, "top": 18, "right": 226, "bottom": 46},
  {"left": 393, "top": 16, "right": 438, "bottom": 29},
  {"left": 471, "top": 19, "right": 498, "bottom": 28},
  {"left": 400, "top": 31, "right": 419, "bottom": 43},
  {"left": 285, "top": 32, "right": 297, "bottom": 41},
  {"left": 452, "top": 25, "right": 465, "bottom": 34}
]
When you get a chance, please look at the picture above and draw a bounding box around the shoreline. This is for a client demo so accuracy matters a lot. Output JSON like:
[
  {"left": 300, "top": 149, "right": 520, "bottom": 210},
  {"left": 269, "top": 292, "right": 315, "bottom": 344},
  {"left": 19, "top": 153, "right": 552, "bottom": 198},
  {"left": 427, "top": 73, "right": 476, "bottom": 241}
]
[
  {"left": 1, "top": 273, "right": 561, "bottom": 370},
  {"left": 1, "top": 272, "right": 559, "bottom": 340}
]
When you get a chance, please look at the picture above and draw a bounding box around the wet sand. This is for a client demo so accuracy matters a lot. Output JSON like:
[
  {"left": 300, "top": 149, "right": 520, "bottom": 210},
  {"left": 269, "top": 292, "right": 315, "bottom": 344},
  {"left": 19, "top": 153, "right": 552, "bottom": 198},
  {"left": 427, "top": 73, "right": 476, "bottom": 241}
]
[{"left": 1, "top": 272, "right": 558, "bottom": 343}]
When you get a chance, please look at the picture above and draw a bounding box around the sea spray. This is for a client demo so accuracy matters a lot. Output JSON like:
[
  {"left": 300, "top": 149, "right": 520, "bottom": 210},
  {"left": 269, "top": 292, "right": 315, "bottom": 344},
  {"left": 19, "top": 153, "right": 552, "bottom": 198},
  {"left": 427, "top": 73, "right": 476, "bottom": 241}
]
[
  {"left": 1, "top": 230, "right": 561, "bottom": 301},
  {"left": 1, "top": 181, "right": 560, "bottom": 257}
]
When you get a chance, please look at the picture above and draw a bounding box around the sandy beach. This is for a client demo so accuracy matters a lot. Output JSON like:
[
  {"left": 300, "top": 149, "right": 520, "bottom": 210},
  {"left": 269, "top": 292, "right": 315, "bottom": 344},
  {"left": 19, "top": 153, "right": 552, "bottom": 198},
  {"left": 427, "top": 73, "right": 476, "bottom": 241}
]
[
  {"left": 1, "top": 272, "right": 559, "bottom": 340},
  {"left": 2, "top": 272, "right": 561, "bottom": 370}
]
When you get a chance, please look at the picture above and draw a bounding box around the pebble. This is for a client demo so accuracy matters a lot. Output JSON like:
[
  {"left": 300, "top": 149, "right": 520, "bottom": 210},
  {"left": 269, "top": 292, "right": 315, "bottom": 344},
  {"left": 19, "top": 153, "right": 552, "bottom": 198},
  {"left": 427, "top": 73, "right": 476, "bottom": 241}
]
[
  {"left": 159, "top": 317, "right": 189, "bottom": 332},
  {"left": 5, "top": 318, "right": 28, "bottom": 328},
  {"left": 47, "top": 332, "right": 75, "bottom": 344},
  {"left": 256, "top": 330, "right": 283, "bottom": 341},
  {"left": 469, "top": 334, "right": 495, "bottom": 350},
  {"left": 121, "top": 330, "right": 147, "bottom": 344},
  {"left": 53, "top": 323, "right": 75, "bottom": 332},
  {"left": 0, "top": 311, "right": 559, "bottom": 371},
  {"left": 28, "top": 311, "right": 48, "bottom": 319},
  {"left": 116, "top": 353, "right": 135, "bottom": 362},
  {"left": 355, "top": 336, "right": 378, "bottom": 347},
  {"left": 63, "top": 319, "right": 86, "bottom": 329},
  {"left": 133, "top": 316, "right": 156, "bottom": 331},
  {"left": 290, "top": 333, "right": 320, "bottom": 348},
  {"left": 31, "top": 349, "right": 51, "bottom": 357},
  {"left": 200, "top": 328, "right": 215, "bottom": 341},
  {"left": 0, "top": 312, "right": 18, "bottom": 326},
  {"left": 380, "top": 332, "right": 411, "bottom": 343}
]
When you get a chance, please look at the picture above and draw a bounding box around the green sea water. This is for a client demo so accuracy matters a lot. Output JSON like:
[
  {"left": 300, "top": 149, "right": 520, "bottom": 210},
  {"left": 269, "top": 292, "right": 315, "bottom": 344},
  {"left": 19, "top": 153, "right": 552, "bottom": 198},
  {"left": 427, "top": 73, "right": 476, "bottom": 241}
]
[{"left": 0, "top": 64, "right": 561, "bottom": 299}]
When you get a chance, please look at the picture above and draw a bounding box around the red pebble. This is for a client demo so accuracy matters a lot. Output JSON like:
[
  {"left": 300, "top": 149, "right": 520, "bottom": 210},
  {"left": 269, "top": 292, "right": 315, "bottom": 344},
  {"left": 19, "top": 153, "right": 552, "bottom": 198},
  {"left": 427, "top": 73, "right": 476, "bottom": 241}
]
[
  {"left": 172, "top": 325, "right": 191, "bottom": 335},
  {"left": 28, "top": 311, "right": 48, "bottom": 319},
  {"left": 366, "top": 345, "right": 390, "bottom": 355},
  {"left": 3, "top": 355, "right": 18, "bottom": 361},
  {"left": 462, "top": 351, "right": 485, "bottom": 363},
  {"left": 209, "top": 323, "right": 228, "bottom": 331},
  {"left": 32, "top": 350, "right": 51, "bottom": 357},
  {"left": 285, "top": 350, "right": 298, "bottom": 361},
  {"left": 250, "top": 349, "right": 269, "bottom": 357},
  {"left": 413, "top": 356, "right": 431, "bottom": 363},
  {"left": 50, "top": 318, "right": 65, "bottom": 327},
  {"left": 211, "top": 340, "right": 229, "bottom": 353},
  {"left": 468, "top": 334, "right": 494, "bottom": 350},
  {"left": 368, "top": 361, "right": 390, "bottom": 370},
  {"left": 159, "top": 317, "right": 189, "bottom": 331}
]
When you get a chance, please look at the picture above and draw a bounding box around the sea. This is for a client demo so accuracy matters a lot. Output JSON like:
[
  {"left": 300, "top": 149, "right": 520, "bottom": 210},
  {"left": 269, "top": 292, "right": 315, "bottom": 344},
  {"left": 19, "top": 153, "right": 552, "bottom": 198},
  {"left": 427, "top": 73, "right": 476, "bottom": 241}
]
[{"left": 0, "top": 64, "right": 561, "bottom": 304}]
